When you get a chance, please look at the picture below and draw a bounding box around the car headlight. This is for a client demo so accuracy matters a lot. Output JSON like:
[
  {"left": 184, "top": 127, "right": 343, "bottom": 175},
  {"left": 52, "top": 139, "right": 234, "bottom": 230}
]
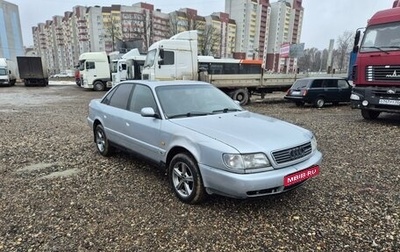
[
  {"left": 311, "top": 135, "right": 318, "bottom": 153},
  {"left": 223, "top": 153, "right": 271, "bottom": 173},
  {"left": 350, "top": 93, "right": 360, "bottom": 100}
]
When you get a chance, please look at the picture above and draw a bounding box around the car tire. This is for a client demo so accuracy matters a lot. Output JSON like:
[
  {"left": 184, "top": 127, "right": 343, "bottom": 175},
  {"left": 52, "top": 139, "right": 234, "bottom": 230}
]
[
  {"left": 94, "top": 124, "right": 114, "bottom": 156},
  {"left": 230, "top": 88, "right": 249, "bottom": 105},
  {"left": 314, "top": 97, "right": 325, "bottom": 108},
  {"left": 93, "top": 81, "right": 105, "bottom": 91},
  {"left": 361, "top": 109, "right": 380, "bottom": 120},
  {"left": 168, "top": 153, "right": 206, "bottom": 204},
  {"left": 295, "top": 101, "right": 305, "bottom": 107}
]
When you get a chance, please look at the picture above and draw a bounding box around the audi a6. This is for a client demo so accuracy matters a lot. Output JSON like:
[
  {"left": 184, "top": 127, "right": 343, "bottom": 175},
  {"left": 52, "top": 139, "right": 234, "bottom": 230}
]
[{"left": 87, "top": 80, "right": 322, "bottom": 204}]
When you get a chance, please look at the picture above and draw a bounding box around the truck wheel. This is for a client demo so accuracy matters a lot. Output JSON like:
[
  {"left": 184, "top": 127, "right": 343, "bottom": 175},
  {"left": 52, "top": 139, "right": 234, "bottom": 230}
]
[
  {"left": 361, "top": 109, "right": 380, "bottom": 120},
  {"left": 93, "top": 81, "right": 105, "bottom": 91},
  {"left": 230, "top": 88, "right": 249, "bottom": 105},
  {"left": 314, "top": 97, "right": 325, "bottom": 108},
  {"left": 168, "top": 153, "right": 206, "bottom": 204}
]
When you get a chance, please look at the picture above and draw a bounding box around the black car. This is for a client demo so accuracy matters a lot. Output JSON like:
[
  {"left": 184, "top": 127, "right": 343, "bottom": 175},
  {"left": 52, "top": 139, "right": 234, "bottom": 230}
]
[{"left": 284, "top": 77, "right": 352, "bottom": 108}]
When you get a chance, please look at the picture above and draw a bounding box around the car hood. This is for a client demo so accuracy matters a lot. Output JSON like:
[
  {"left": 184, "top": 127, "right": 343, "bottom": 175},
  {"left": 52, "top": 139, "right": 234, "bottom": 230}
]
[{"left": 171, "top": 111, "right": 311, "bottom": 153}]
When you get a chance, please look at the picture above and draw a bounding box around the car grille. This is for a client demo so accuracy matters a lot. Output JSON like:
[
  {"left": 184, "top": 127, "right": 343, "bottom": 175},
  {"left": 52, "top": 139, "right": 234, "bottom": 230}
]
[
  {"left": 272, "top": 142, "right": 312, "bottom": 165},
  {"left": 366, "top": 65, "right": 400, "bottom": 82}
]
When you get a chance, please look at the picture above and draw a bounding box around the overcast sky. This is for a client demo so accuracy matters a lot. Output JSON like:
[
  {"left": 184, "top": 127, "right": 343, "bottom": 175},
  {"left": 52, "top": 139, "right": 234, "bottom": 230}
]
[{"left": 9, "top": 0, "right": 396, "bottom": 49}]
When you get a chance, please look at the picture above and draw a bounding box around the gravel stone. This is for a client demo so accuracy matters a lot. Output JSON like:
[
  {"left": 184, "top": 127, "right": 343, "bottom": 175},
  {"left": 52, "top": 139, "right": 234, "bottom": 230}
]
[{"left": 0, "top": 83, "right": 399, "bottom": 251}]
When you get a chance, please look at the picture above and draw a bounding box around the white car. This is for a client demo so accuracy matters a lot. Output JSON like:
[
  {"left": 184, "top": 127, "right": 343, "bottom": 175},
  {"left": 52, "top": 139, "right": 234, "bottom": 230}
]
[{"left": 87, "top": 80, "right": 322, "bottom": 204}]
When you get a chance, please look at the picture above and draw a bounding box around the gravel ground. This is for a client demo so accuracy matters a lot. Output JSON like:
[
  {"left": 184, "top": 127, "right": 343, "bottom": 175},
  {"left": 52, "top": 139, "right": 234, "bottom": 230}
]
[{"left": 0, "top": 83, "right": 399, "bottom": 251}]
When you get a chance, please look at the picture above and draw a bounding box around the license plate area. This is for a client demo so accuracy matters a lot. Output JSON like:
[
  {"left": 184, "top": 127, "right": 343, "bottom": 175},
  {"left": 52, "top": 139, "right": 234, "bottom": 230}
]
[
  {"left": 284, "top": 165, "right": 320, "bottom": 187},
  {"left": 378, "top": 99, "right": 400, "bottom": 106}
]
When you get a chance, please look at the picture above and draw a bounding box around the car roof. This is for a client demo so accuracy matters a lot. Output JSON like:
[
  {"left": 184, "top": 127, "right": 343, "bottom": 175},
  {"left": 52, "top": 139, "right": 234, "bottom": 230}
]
[
  {"left": 117, "top": 80, "right": 211, "bottom": 88},
  {"left": 297, "top": 76, "right": 347, "bottom": 80}
]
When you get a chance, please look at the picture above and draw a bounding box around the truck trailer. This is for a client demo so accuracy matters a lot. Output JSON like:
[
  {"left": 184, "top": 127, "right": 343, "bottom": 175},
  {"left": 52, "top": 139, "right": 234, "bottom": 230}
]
[
  {"left": 0, "top": 58, "right": 17, "bottom": 86},
  {"left": 350, "top": 1, "right": 400, "bottom": 119},
  {"left": 17, "top": 56, "right": 49, "bottom": 86},
  {"left": 141, "top": 30, "right": 342, "bottom": 105}
]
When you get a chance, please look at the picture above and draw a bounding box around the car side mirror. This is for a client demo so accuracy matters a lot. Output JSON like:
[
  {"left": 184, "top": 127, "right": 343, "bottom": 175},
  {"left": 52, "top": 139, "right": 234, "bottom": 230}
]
[{"left": 141, "top": 107, "right": 159, "bottom": 118}]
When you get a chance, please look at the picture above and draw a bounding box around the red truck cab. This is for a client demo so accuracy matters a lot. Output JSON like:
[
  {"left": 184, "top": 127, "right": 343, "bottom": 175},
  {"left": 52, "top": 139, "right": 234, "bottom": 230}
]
[{"left": 350, "top": 3, "right": 400, "bottom": 119}]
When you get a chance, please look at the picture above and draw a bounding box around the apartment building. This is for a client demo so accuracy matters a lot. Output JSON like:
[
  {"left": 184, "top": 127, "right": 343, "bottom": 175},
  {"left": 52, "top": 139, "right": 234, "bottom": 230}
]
[
  {"left": 266, "top": 0, "right": 304, "bottom": 72},
  {"left": 0, "top": 0, "right": 24, "bottom": 62},
  {"left": 225, "top": 0, "right": 271, "bottom": 60},
  {"left": 28, "top": 1, "right": 304, "bottom": 74}
]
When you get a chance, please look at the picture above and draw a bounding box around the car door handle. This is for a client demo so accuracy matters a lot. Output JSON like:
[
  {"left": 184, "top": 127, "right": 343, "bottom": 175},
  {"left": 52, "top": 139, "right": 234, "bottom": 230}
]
[{"left": 126, "top": 122, "right": 130, "bottom": 127}]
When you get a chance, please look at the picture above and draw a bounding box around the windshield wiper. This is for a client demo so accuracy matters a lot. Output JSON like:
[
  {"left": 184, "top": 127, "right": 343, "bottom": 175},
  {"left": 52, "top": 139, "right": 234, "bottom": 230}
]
[
  {"left": 361, "top": 46, "right": 389, "bottom": 54},
  {"left": 212, "top": 108, "right": 242, "bottom": 114},
  {"left": 168, "top": 111, "right": 210, "bottom": 119}
]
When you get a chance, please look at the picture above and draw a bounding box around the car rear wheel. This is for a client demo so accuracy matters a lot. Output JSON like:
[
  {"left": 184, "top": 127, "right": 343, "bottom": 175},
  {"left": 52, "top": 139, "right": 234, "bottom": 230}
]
[
  {"left": 361, "top": 109, "right": 380, "bottom": 120},
  {"left": 169, "top": 153, "right": 205, "bottom": 204},
  {"left": 94, "top": 124, "right": 114, "bottom": 156},
  {"left": 93, "top": 81, "right": 105, "bottom": 91},
  {"left": 295, "top": 101, "right": 305, "bottom": 107},
  {"left": 314, "top": 97, "right": 325, "bottom": 108}
]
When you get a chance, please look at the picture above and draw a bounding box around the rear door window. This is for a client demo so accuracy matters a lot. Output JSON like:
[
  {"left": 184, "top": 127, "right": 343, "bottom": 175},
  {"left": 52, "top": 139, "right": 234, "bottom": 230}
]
[{"left": 310, "top": 80, "right": 323, "bottom": 88}]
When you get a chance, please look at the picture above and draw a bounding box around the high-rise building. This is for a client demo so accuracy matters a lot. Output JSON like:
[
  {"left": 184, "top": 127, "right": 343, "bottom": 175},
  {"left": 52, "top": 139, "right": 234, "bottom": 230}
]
[
  {"left": 266, "top": 0, "right": 303, "bottom": 72},
  {"left": 225, "top": 0, "right": 271, "bottom": 61},
  {"left": 0, "top": 0, "right": 24, "bottom": 61}
]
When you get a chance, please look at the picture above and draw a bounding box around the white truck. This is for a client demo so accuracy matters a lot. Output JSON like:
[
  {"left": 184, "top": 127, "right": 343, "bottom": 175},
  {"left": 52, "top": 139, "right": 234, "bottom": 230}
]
[
  {"left": 78, "top": 51, "right": 112, "bottom": 91},
  {"left": 111, "top": 49, "right": 146, "bottom": 87},
  {"left": 141, "top": 30, "right": 301, "bottom": 105},
  {"left": 0, "top": 58, "right": 17, "bottom": 86}
]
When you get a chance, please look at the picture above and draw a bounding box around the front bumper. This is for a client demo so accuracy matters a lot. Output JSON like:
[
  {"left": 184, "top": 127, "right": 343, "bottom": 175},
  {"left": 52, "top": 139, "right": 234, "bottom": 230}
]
[
  {"left": 199, "top": 150, "right": 322, "bottom": 199},
  {"left": 351, "top": 86, "right": 400, "bottom": 113}
]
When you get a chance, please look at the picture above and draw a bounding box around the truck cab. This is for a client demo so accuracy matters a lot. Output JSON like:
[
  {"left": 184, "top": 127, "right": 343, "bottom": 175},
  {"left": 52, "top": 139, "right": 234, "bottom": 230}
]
[
  {"left": 0, "top": 58, "right": 17, "bottom": 86},
  {"left": 78, "top": 51, "right": 111, "bottom": 91},
  {"left": 142, "top": 30, "right": 198, "bottom": 81},
  {"left": 350, "top": 4, "right": 400, "bottom": 119}
]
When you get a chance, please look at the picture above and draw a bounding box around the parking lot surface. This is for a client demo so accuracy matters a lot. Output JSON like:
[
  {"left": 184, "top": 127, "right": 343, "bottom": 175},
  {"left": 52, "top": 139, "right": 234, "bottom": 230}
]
[{"left": 0, "top": 83, "right": 399, "bottom": 251}]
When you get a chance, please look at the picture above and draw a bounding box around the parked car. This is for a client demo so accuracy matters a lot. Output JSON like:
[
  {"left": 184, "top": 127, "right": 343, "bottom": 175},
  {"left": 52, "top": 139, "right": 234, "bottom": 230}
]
[
  {"left": 87, "top": 80, "right": 322, "bottom": 204},
  {"left": 284, "top": 77, "right": 352, "bottom": 108}
]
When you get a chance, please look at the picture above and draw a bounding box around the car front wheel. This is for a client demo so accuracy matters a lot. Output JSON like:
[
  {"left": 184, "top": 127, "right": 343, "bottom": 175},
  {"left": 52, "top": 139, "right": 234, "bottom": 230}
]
[
  {"left": 361, "top": 109, "right": 380, "bottom": 120},
  {"left": 94, "top": 124, "right": 114, "bottom": 156},
  {"left": 168, "top": 153, "right": 205, "bottom": 204}
]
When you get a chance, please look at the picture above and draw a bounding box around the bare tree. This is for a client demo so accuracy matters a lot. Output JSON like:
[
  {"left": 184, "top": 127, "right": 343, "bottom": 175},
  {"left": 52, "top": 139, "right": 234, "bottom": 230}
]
[
  {"left": 199, "top": 24, "right": 217, "bottom": 56},
  {"left": 104, "top": 15, "right": 122, "bottom": 51},
  {"left": 168, "top": 13, "right": 180, "bottom": 37},
  {"left": 335, "top": 31, "right": 354, "bottom": 73},
  {"left": 142, "top": 10, "right": 153, "bottom": 51}
]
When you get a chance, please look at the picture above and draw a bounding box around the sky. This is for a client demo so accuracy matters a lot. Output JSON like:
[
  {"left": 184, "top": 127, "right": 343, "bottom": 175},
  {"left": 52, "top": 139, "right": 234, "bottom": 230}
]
[{"left": 8, "top": 0, "right": 397, "bottom": 50}]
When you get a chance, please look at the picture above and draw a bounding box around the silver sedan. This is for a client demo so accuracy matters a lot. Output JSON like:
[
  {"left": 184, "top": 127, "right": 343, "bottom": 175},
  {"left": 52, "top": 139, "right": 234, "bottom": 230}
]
[{"left": 87, "top": 80, "right": 322, "bottom": 204}]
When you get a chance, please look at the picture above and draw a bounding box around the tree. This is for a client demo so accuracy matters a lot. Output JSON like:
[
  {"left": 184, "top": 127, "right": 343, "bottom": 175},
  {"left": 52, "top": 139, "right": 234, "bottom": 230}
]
[
  {"left": 104, "top": 15, "right": 122, "bottom": 52},
  {"left": 335, "top": 31, "right": 354, "bottom": 73},
  {"left": 199, "top": 24, "right": 218, "bottom": 56}
]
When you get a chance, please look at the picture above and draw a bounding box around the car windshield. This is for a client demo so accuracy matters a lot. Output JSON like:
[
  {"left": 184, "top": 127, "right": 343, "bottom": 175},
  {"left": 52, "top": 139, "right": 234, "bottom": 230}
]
[
  {"left": 156, "top": 84, "right": 243, "bottom": 118},
  {"left": 291, "top": 79, "right": 310, "bottom": 89}
]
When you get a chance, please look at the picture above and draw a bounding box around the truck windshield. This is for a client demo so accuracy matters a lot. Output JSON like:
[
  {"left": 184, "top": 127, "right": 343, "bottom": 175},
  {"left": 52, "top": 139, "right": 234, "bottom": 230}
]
[
  {"left": 78, "top": 60, "right": 85, "bottom": 71},
  {"left": 144, "top": 49, "right": 156, "bottom": 68},
  {"left": 0, "top": 69, "right": 6, "bottom": 75},
  {"left": 360, "top": 21, "right": 400, "bottom": 53}
]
